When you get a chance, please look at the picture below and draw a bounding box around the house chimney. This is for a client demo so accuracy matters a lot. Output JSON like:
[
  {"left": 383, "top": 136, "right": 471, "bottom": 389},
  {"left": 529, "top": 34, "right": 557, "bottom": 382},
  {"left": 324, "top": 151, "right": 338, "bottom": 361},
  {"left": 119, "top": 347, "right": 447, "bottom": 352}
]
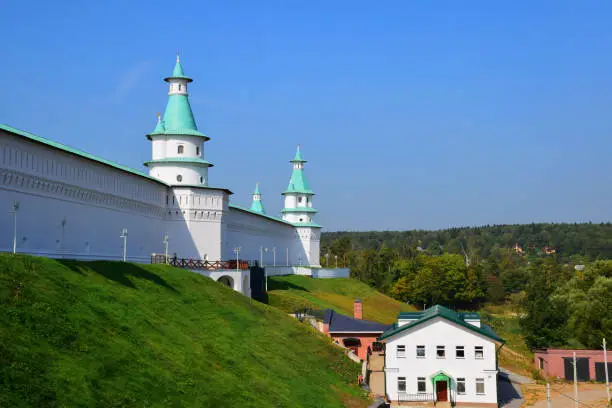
[{"left": 354, "top": 299, "right": 363, "bottom": 320}]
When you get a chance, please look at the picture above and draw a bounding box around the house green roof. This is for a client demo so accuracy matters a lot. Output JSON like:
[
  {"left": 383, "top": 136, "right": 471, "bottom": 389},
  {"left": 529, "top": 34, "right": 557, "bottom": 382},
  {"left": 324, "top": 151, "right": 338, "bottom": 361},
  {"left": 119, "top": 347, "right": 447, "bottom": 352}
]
[
  {"left": 0, "top": 123, "right": 166, "bottom": 185},
  {"left": 143, "top": 157, "right": 213, "bottom": 167},
  {"left": 378, "top": 305, "right": 504, "bottom": 342},
  {"left": 280, "top": 207, "right": 318, "bottom": 213}
]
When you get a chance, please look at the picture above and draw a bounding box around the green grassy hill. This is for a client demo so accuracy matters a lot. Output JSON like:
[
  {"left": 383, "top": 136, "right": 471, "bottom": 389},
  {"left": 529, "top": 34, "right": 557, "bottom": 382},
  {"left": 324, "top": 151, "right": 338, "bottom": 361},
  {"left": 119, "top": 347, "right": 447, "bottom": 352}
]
[
  {"left": 0, "top": 254, "right": 368, "bottom": 408},
  {"left": 267, "top": 275, "right": 416, "bottom": 324}
]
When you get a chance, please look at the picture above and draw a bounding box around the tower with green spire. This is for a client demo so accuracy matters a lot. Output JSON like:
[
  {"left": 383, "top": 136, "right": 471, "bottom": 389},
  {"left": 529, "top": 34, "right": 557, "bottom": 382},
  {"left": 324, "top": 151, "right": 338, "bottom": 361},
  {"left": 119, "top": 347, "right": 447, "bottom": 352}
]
[
  {"left": 250, "top": 183, "right": 266, "bottom": 214},
  {"left": 281, "top": 145, "right": 319, "bottom": 226},
  {"left": 145, "top": 54, "right": 213, "bottom": 186}
]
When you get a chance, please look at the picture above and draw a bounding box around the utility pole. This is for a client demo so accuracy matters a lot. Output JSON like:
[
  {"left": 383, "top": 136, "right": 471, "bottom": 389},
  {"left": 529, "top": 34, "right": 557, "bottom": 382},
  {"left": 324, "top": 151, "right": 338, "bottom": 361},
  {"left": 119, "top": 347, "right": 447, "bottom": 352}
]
[
  {"left": 573, "top": 351, "right": 579, "bottom": 408},
  {"left": 10, "top": 200, "right": 19, "bottom": 254},
  {"left": 120, "top": 228, "right": 128, "bottom": 262},
  {"left": 604, "top": 338, "right": 610, "bottom": 405},
  {"left": 163, "top": 233, "right": 169, "bottom": 263},
  {"left": 546, "top": 383, "right": 551, "bottom": 408}
]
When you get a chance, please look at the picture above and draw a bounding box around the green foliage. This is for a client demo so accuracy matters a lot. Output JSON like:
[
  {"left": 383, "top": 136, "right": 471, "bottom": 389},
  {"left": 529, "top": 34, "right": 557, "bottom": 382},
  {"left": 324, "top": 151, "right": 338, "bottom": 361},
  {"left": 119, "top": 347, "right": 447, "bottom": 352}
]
[
  {"left": 0, "top": 254, "right": 367, "bottom": 408},
  {"left": 390, "top": 254, "right": 486, "bottom": 308}
]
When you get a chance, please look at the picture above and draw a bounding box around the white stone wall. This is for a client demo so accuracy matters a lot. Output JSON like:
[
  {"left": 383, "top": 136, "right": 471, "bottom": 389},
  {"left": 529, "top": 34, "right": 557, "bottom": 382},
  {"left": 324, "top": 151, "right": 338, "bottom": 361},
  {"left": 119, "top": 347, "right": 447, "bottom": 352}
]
[
  {"left": 190, "top": 268, "right": 251, "bottom": 297},
  {"left": 384, "top": 317, "right": 499, "bottom": 405}
]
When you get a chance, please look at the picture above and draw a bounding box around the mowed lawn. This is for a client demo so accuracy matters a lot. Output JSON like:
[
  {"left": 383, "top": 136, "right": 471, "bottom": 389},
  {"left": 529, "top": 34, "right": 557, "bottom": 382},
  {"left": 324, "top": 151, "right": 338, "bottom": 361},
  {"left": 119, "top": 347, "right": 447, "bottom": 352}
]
[
  {"left": 267, "top": 275, "right": 416, "bottom": 324},
  {"left": 0, "top": 254, "right": 368, "bottom": 408}
]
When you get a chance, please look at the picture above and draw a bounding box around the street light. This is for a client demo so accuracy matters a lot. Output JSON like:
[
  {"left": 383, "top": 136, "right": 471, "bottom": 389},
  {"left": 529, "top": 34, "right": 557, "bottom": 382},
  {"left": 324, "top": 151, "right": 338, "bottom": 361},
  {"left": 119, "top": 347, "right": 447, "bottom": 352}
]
[
  {"left": 272, "top": 247, "right": 277, "bottom": 267},
  {"left": 120, "top": 228, "right": 128, "bottom": 262},
  {"left": 163, "top": 233, "right": 169, "bottom": 263},
  {"left": 335, "top": 255, "right": 338, "bottom": 269},
  {"left": 233, "top": 246, "right": 241, "bottom": 271},
  {"left": 259, "top": 246, "right": 268, "bottom": 267},
  {"left": 9, "top": 200, "right": 19, "bottom": 254},
  {"left": 325, "top": 252, "right": 330, "bottom": 267}
]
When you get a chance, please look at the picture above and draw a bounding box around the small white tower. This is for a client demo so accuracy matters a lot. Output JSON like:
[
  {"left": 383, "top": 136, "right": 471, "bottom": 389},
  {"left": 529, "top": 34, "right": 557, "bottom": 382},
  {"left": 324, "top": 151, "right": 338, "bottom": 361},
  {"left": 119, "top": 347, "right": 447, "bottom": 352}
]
[
  {"left": 281, "top": 145, "right": 317, "bottom": 224},
  {"left": 145, "top": 54, "right": 213, "bottom": 186}
]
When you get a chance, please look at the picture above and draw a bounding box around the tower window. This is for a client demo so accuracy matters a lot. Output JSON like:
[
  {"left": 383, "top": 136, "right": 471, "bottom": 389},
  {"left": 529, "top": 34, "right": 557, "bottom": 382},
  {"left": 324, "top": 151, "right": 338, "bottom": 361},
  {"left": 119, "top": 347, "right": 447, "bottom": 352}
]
[
  {"left": 178, "top": 145, "right": 184, "bottom": 154},
  {"left": 200, "top": 176, "right": 203, "bottom": 183},
  {"left": 196, "top": 146, "right": 200, "bottom": 155},
  {"left": 299, "top": 218, "right": 303, "bottom": 222},
  {"left": 177, "top": 175, "right": 183, "bottom": 182},
  {"left": 178, "top": 84, "right": 182, "bottom": 91},
  {"left": 298, "top": 197, "right": 303, "bottom": 203}
]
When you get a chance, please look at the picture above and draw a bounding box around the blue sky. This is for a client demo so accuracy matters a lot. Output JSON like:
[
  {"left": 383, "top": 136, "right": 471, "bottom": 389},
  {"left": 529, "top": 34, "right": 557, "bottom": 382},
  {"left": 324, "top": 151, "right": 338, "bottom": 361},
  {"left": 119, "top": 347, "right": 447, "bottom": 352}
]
[{"left": 1, "top": 1, "right": 611, "bottom": 231}]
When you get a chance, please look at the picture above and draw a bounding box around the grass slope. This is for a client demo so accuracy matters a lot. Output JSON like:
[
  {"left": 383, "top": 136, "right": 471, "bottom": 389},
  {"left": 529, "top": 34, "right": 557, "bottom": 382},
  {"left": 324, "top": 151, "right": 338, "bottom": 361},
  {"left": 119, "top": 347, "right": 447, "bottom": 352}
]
[
  {"left": 268, "top": 275, "right": 416, "bottom": 324},
  {"left": 0, "top": 254, "right": 368, "bottom": 408}
]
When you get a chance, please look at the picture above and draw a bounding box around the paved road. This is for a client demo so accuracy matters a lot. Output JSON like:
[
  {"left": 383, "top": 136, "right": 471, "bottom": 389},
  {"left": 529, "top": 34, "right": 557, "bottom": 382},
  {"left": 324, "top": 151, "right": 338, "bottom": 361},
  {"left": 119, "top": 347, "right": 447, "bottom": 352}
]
[{"left": 499, "top": 371, "right": 525, "bottom": 408}]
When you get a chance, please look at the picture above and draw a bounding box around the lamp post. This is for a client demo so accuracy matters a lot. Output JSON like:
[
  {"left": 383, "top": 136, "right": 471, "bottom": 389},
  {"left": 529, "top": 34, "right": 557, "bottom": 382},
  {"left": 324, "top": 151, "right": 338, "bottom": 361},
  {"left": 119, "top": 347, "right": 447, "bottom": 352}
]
[
  {"left": 325, "top": 253, "right": 330, "bottom": 267},
  {"left": 272, "top": 247, "right": 277, "bottom": 267},
  {"left": 120, "top": 228, "right": 128, "bottom": 262},
  {"left": 60, "top": 217, "right": 67, "bottom": 258},
  {"left": 286, "top": 247, "right": 289, "bottom": 266},
  {"left": 335, "top": 255, "right": 338, "bottom": 268},
  {"left": 10, "top": 200, "right": 19, "bottom": 254},
  {"left": 233, "top": 246, "right": 241, "bottom": 271},
  {"left": 163, "top": 233, "right": 169, "bottom": 263}
]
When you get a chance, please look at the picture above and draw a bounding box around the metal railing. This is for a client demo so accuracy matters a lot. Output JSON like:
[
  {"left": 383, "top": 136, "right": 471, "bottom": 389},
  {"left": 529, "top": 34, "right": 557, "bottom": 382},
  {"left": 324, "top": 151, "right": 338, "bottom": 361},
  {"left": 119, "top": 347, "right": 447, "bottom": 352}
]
[
  {"left": 397, "top": 392, "right": 435, "bottom": 402},
  {"left": 151, "top": 254, "right": 249, "bottom": 270}
]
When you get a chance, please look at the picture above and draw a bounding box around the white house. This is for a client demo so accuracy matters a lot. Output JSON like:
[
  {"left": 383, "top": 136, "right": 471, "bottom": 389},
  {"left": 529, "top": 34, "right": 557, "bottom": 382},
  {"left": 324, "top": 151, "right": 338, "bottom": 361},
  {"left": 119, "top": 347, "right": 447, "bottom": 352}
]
[
  {"left": 379, "top": 305, "right": 504, "bottom": 407},
  {"left": 0, "top": 54, "right": 324, "bottom": 295}
]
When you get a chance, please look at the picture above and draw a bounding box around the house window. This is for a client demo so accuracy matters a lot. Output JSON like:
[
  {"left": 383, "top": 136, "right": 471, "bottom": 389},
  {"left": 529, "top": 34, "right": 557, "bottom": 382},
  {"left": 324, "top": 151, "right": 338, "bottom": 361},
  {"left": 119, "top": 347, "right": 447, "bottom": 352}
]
[
  {"left": 475, "top": 346, "right": 484, "bottom": 359},
  {"left": 457, "top": 378, "right": 466, "bottom": 394},
  {"left": 436, "top": 345, "right": 445, "bottom": 359},
  {"left": 398, "top": 377, "right": 406, "bottom": 392},
  {"left": 456, "top": 346, "right": 465, "bottom": 358},
  {"left": 476, "top": 378, "right": 485, "bottom": 394},
  {"left": 397, "top": 345, "right": 406, "bottom": 359},
  {"left": 417, "top": 377, "right": 426, "bottom": 393},
  {"left": 176, "top": 175, "right": 182, "bottom": 182},
  {"left": 178, "top": 145, "right": 184, "bottom": 154},
  {"left": 196, "top": 146, "right": 200, "bottom": 155},
  {"left": 416, "top": 345, "right": 425, "bottom": 358},
  {"left": 538, "top": 357, "right": 544, "bottom": 370}
]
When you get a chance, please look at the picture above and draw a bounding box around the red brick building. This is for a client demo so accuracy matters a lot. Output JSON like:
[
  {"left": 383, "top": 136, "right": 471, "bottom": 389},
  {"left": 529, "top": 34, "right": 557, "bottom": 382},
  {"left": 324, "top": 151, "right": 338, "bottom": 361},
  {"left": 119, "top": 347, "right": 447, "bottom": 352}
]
[{"left": 323, "top": 300, "right": 391, "bottom": 361}]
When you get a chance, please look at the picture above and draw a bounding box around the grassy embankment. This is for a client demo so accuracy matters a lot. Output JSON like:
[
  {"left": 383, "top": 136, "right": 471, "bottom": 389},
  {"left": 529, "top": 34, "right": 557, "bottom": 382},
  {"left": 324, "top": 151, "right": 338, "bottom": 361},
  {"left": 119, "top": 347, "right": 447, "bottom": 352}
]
[
  {"left": 267, "top": 275, "right": 416, "bottom": 324},
  {"left": 0, "top": 254, "right": 369, "bottom": 408}
]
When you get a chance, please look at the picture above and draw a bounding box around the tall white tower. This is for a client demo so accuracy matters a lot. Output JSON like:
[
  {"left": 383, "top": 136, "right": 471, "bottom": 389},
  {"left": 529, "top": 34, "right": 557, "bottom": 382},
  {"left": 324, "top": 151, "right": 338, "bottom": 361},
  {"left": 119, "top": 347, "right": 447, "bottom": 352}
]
[
  {"left": 281, "top": 145, "right": 318, "bottom": 224},
  {"left": 282, "top": 146, "right": 322, "bottom": 266},
  {"left": 145, "top": 54, "right": 213, "bottom": 186}
]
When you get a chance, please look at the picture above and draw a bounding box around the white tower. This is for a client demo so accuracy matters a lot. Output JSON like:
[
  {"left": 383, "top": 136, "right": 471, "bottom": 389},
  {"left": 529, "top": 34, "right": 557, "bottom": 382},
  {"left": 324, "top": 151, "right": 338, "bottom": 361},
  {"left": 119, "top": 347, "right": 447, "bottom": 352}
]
[
  {"left": 281, "top": 146, "right": 322, "bottom": 266},
  {"left": 145, "top": 54, "right": 213, "bottom": 186}
]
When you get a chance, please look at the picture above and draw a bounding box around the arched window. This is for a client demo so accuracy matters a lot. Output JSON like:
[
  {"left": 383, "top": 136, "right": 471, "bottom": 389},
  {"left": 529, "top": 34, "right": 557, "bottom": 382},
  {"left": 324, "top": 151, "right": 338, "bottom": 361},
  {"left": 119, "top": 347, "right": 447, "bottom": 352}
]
[
  {"left": 176, "top": 174, "right": 182, "bottom": 182},
  {"left": 196, "top": 146, "right": 200, "bottom": 155},
  {"left": 177, "top": 145, "right": 184, "bottom": 154},
  {"left": 200, "top": 176, "right": 204, "bottom": 183},
  {"left": 178, "top": 84, "right": 182, "bottom": 91}
]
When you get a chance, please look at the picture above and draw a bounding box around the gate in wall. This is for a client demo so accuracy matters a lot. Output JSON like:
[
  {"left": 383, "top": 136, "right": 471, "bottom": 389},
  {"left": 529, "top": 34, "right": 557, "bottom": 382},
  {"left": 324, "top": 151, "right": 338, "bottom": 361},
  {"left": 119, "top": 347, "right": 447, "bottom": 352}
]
[{"left": 563, "top": 357, "right": 590, "bottom": 381}]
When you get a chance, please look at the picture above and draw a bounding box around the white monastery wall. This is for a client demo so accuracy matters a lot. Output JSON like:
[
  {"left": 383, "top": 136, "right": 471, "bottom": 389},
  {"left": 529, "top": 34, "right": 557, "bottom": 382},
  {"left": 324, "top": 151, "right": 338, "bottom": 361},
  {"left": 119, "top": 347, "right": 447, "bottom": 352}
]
[
  {"left": 0, "top": 130, "right": 176, "bottom": 261},
  {"left": 385, "top": 317, "right": 498, "bottom": 405},
  {"left": 223, "top": 207, "right": 308, "bottom": 265},
  {"left": 151, "top": 164, "right": 208, "bottom": 187}
]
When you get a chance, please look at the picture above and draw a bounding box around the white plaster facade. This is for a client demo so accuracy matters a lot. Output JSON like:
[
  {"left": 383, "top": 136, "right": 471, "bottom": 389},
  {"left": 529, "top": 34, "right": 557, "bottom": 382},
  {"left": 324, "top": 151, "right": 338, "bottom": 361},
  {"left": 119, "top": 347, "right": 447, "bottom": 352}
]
[
  {"left": 0, "top": 56, "right": 322, "bottom": 293},
  {"left": 384, "top": 317, "right": 500, "bottom": 407}
]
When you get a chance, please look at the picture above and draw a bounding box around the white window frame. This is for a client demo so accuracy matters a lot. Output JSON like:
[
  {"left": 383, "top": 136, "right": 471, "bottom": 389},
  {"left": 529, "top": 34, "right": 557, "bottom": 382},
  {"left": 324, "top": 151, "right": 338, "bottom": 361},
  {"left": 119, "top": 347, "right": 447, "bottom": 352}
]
[
  {"left": 476, "top": 378, "right": 485, "bottom": 395},
  {"left": 416, "top": 345, "right": 425, "bottom": 358},
  {"left": 417, "top": 377, "right": 426, "bottom": 393},
  {"left": 436, "top": 345, "right": 445, "bottom": 359},
  {"left": 475, "top": 346, "right": 484, "bottom": 359},
  {"left": 456, "top": 345, "right": 465, "bottom": 359},
  {"left": 457, "top": 377, "right": 466, "bottom": 394},
  {"left": 398, "top": 377, "right": 406, "bottom": 392},
  {"left": 396, "top": 345, "right": 406, "bottom": 359}
]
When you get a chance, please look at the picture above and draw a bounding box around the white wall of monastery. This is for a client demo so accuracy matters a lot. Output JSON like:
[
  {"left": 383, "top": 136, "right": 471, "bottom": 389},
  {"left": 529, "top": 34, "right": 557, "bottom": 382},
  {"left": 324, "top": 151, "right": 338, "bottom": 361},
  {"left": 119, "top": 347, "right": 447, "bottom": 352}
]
[{"left": 384, "top": 317, "right": 498, "bottom": 405}]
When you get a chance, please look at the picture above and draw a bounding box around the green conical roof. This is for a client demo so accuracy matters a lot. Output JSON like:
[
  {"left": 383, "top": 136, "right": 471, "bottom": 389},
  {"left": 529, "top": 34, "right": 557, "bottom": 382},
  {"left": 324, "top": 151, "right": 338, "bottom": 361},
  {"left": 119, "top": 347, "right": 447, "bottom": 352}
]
[
  {"left": 164, "top": 54, "right": 193, "bottom": 82},
  {"left": 148, "top": 55, "right": 208, "bottom": 140},
  {"left": 250, "top": 183, "right": 266, "bottom": 214},
  {"left": 290, "top": 145, "right": 307, "bottom": 163}
]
